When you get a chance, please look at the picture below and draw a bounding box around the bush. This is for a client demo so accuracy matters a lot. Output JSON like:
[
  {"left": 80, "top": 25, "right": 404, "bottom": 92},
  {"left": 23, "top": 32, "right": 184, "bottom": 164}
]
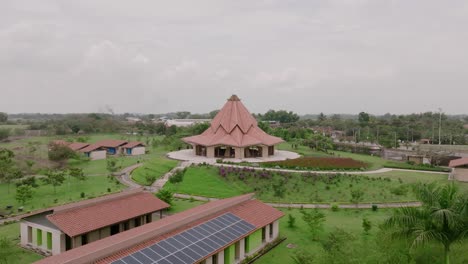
[
  {"left": 156, "top": 189, "right": 173, "bottom": 205},
  {"left": 390, "top": 185, "right": 408, "bottom": 196},
  {"left": 372, "top": 204, "right": 378, "bottom": 211},
  {"left": 107, "top": 187, "right": 111, "bottom": 192},
  {"left": 145, "top": 174, "right": 157, "bottom": 185},
  {"left": 287, "top": 214, "right": 296, "bottom": 228},
  {"left": 169, "top": 169, "right": 186, "bottom": 184},
  {"left": 331, "top": 203, "right": 339, "bottom": 212},
  {"left": 80, "top": 192, "right": 85, "bottom": 198}
]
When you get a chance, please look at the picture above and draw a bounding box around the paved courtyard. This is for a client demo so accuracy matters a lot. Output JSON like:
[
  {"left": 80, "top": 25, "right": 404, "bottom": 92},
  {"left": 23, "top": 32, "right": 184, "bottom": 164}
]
[{"left": 167, "top": 149, "right": 300, "bottom": 164}]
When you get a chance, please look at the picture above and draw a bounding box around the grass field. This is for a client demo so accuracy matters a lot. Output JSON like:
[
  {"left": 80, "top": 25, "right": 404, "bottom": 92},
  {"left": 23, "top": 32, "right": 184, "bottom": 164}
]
[
  {"left": 0, "top": 176, "right": 124, "bottom": 213},
  {"left": 0, "top": 222, "right": 43, "bottom": 263},
  {"left": 131, "top": 158, "right": 179, "bottom": 185},
  {"left": 278, "top": 142, "right": 449, "bottom": 172},
  {"left": 163, "top": 166, "right": 464, "bottom": 203},
  {"left": 255, "top": 208, "right": 468, "bottom": 264}
]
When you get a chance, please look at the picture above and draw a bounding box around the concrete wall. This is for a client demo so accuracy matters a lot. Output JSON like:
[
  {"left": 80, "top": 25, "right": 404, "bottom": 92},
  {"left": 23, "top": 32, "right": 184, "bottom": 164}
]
[
  {"left": 89, "top": 150, "right": 106, "bottom": 160},
  {"left": 207, "top": 146, "right": 215, "bottom": 158},
  {"left": 131, "top": 147, "right": 145, "bottom": 156},
  {"left": 21, "top": 221, "right": 64, "bottom": 255},
  {"left": 454, "top": 168, "right": 468, "bottom": 182},
  {"left": 261, "top": 145, "right": 268, "bottom": 158}
]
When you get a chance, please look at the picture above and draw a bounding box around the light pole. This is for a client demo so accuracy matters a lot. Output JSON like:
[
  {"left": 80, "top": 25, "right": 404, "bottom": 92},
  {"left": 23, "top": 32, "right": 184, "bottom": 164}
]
[{"left": 438, "top": 108, "right": 442, "bottom": 145}]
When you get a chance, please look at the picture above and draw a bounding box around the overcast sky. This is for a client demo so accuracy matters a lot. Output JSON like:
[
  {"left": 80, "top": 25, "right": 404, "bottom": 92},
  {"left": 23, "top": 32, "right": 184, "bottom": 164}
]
[{"left": 1, "top": 1, "right": 468, "bottom": 115}]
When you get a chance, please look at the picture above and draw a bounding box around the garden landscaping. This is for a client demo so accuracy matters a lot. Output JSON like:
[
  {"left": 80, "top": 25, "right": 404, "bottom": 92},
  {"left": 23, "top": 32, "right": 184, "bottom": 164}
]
[
  {"left": 163, "top": 165, "right": 461, "bottom": 203},
  {"left": 131, "top": 157, "right": 179, "bottom": 186},
  {"left": 262, "top": 157, "right": 369, "bottom": 170}
]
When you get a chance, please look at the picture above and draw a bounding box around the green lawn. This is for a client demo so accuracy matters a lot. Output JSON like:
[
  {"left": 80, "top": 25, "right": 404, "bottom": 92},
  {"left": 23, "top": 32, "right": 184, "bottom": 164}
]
[
  {"left": 163, "top": 166, "right": 465, "bottom": 203},
  {"left": 278, "top": 142, "right": 449, "bottom": 172},
  {"left": 256, "top": 208, "right": 468, "bottom": 264},
  {"left": 0, "top": 176, "right": 125, "bottom": 213},
  {"left": 169, "top": 198, "right": 206, "bottom": 213},
  {"left": 131, "top": 158, "right": 179, "bottom": 186},
  {"left": 0, "top": 222, "right": 43, "bottom": 263}
]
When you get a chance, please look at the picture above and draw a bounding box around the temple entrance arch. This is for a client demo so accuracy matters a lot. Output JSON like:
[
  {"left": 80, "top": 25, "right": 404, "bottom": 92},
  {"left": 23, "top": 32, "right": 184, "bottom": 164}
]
[
  {"left": 214, "top": 146, "right": 235, "bottom": 158},
  {"left": 244, "top": 146, "right": 263, "bottom": 158}
]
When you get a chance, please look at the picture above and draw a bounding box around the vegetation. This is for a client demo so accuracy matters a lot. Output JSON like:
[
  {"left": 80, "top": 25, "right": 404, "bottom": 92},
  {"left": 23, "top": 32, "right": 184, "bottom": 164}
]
[
  {"left": 384, "top": 183, "right": 468, "bottom": 264},
  {"left": 155, "top": 189, "right": 174, "bottom": 205},
  {"left": 131, "top": 158, "right": 178, "bottom": 186},
  {"left": 163, "top": 165, "right": 464, "bottom": 203},
  {"left": 263, "top": 157, "right": 368, "bottom": 170},
  {"left": 0, "top": 223, "right": 42, "bottom": 264}
]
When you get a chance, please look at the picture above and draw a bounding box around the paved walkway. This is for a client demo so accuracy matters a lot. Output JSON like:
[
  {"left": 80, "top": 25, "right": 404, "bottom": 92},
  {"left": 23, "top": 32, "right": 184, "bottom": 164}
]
[
  {"left": 151, "top": 162, "right": 191, "bottom": 191},
  {"left": 173, "top": 193, "right": 422, "bottom": 209},
  {"left": 116, "top": 163, "right": 144, "bottom": 189}
]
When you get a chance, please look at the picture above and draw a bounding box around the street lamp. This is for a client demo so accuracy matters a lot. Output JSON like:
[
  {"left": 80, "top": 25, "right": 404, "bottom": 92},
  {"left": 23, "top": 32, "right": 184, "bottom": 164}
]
[{"left": 438, "top": 108, "right": 442, "bottom": 145}]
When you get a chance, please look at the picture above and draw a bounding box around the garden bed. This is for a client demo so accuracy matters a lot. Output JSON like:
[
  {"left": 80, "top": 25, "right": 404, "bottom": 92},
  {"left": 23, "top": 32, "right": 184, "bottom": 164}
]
[{"left": 262, "top": 157, "right": 369, "bottom": 171}]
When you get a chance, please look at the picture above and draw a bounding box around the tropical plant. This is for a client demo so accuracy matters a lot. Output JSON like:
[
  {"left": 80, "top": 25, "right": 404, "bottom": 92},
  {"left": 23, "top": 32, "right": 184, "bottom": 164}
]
[{"left": 384, "top": 183, "right": 468, "bottom": 264}]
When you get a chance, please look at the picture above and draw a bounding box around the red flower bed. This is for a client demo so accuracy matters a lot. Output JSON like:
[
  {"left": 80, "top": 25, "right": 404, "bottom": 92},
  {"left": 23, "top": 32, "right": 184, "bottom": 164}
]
[{"left": 263, "top": 157, "right": 368, "bottom": 170}]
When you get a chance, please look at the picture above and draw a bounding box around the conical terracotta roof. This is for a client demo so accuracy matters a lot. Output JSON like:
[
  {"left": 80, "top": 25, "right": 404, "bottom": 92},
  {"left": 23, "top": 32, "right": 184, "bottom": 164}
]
[{"left": 182, "top": 95, "right": 284, "bottom": 147}]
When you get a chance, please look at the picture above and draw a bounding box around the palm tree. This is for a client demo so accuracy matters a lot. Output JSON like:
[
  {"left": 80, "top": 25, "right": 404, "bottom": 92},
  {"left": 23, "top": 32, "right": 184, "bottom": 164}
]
[{"left": 384, "top": 183, "right": 468, "bottom": 264}]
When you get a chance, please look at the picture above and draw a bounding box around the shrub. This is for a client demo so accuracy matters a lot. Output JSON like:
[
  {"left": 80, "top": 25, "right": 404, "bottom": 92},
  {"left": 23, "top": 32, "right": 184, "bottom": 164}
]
[
  {"left": 372, "top": 204, "right": 378, "bottom": 211},
  {"left": 390, "top": 185, "right": 408, "bottom": 196},
  {"left": 156, "top": 189, "right": 173, "bottom": 205},
  {"left": 107, "top": 188, "right": 111, "bottom": 192},
  {"left": 145, "top": 174, "right": 157, "bottom": 185},
  {"left": 263, "top": 157, "right": 368, "bottom": 170},
  {"left": 287, "top": 214, "right": 296, "bottom": 228},
  {"left": 80, "top": 192, "right": 85, "bottom": 198},
  {"left": 331, "top": 203, "right": 339, "bottom": 212},
  {"left": 169, "top": 169, "right": 185, "bottom": 184}
]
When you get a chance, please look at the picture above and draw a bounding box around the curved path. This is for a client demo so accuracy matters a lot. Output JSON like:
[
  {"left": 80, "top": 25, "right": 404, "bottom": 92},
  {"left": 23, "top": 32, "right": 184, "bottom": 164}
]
[{"left": 172, "top": 193, "right": 422, "bottom": 209}]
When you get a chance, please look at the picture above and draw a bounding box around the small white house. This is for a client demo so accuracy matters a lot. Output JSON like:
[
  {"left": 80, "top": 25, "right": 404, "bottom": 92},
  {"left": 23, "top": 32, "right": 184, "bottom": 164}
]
[
  {"left": 122, "top": 141, "right": 145, "bottom": 156},
  {"left": 79, "top": 144, "right": 107, "bottom": 160}
]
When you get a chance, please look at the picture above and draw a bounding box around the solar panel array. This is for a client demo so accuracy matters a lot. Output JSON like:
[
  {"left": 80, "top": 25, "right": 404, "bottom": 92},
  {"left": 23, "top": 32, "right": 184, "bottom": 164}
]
[{"left": 112, "top": 213, "right": 255, "bottom": 264}]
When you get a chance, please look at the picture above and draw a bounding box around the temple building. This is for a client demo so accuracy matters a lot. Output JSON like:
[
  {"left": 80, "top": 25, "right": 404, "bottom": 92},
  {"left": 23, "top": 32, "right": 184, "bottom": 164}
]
[{"left": 182, "top": 95, "right": 284, "bottom": 159}]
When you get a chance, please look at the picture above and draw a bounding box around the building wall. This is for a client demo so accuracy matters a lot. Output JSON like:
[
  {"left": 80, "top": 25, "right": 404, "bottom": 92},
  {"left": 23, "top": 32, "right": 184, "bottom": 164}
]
[
  {"left": 454, "top": 168, "right": 468, "bottom": 182},
  {"left": 131, "top": 147, "right": 145, "bottom": 156},
  {"left": 89, "top": 150, "right": 107, "bottom": 160},
  {"left": 261, "top": 145, "right": 269, "bottom": 158},
  {"left": 224, "top": 244, "right": 235, "bottom": 264},
  {"left": 206, "top": 146, "right": 215, "bottom": 158},
  {"left": 21, "top": 221, "right": 64, "bottom": 255}
]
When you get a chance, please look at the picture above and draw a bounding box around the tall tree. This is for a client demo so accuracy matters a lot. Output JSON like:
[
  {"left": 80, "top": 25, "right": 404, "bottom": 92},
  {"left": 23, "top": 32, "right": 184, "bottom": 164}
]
[
  {"left": 300, "top": 209, "right": 326, "bottom": 240},
  {"left": 384, "top": 183, "right": 468, "bottom": 264},
  {"left": 42, "top": 170, "right": 66, "bottom": 194},
  {"left": 0, "top": 149, "right": 21, "bottom": 194},
  {"left": 15, "top": 185, "right": 33, "bottom": 205},
  {"left": 0, "top": 112, "right": 7, "bottom": 123}
]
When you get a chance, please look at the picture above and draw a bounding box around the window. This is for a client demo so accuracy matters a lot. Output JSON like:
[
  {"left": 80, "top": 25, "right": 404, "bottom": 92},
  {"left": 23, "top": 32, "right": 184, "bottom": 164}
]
[
  {"left": 27, "top": 226, "right": 32, "bottom": 243},
  {"left": 135, "top": 217, "right": 142, "bottom": 227},
  {"left": 110, "top": 224, "right": 120, "bottom": 236},
  {"left": 36, "top": 229, "right": 43, "bottom": 246},
  {"left": 261, "top": 227, "right": 266, "bottom": 242},
  {"left": 123, "top": 221, "right": 130, "bottom": 231},
  {"left": 244, "top": 236, "right": 250, "bottom": 253},
  {"left": 81, "top": 234, "right": 88, "bottom": 245},
  {"left": 65, "top": 235, "right": 72, "bottom": 251},
  {"left": 212, "top": 254, "right": 218, "bottom": 264},
  {"left": 146, "top": 214, "right": 152, "bottom": 223},
  {"left": 47, "top": 232, "right": 52, "bottom": 250},
  {"left": 269, "top": 223, "right": 274, "bottom": 238}
]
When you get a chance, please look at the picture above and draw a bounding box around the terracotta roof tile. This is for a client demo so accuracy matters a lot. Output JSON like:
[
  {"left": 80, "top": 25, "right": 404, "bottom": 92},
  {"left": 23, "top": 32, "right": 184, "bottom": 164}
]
[
  {"left": 95, "top": 139, "right": 128, "bottom": 148},
  {"left": 34, "top": 194, "right": 284, "bottom": 264},
  {"left": 46, "top": 192, "right": 169, "bottom": 237},
  {"left": 68, "top": 142, "right": 89, "bottom": 151},
  {"left": 183, "top": 95, "right": 284, "bottom": 147},
  {"left": 121, "top": 141, "right": 144, "bottom": 149},
  {"left": 449, "top": 157, "right": 468, "bottom": 168},
  {"left": 79, "top": 143, "right": 103, "bottom": 153}
]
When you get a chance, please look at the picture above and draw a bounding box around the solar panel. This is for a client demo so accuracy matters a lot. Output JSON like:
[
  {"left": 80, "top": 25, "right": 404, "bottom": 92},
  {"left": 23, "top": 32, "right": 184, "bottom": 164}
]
[{"left": 113, "top": 213, "right": 255, "bottom": 264}]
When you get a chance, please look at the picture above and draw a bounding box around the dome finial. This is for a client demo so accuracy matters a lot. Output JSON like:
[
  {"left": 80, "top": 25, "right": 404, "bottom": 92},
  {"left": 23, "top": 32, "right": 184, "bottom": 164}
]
[{"left": 228, "top": 94, "right": 240, "bottom": 101}]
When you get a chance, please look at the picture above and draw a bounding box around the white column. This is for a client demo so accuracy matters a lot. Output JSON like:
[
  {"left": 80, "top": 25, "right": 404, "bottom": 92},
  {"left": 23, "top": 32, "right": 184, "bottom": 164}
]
[
  {"left": 20, "top": 223, "right": 29, "bottom": 246},
  {"left": 205, "top": 256, "right": 213, "bottom": 264},
  {"left": 218, "top": 250, "right": 225, "bottom": 264},
  {"left": 238, "top": 238, "right": 245, "bottom": 260},
  {"left": 272, "top": 220, "right": 279, "bottom": 240}
]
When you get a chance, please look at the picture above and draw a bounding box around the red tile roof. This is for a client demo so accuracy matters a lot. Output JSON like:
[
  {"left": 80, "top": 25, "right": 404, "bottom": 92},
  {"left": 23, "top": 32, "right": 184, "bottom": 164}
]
[
  {"left": 121, "top": 141, "right": 144, "bottom": 149},
  {"left": 68, "top": 142, "right": 89, "bottom": 151},
  {"left": 96, "top": 139, "right": 128, "bottom": 148},
  {"left": 183, "top": 95, "right": 284, "bottom": 147},
  {"left": 449, "top": 157, "right": 468, "bottom": 168},
  {"left": 34, "top": 194, "right": 284, "bottom": 264},
  {"left": 46, "top": 191, "right": 169, "bottom": 237},
  {"left": 79, "top": 143, "right": 103, "bottom": 153}
]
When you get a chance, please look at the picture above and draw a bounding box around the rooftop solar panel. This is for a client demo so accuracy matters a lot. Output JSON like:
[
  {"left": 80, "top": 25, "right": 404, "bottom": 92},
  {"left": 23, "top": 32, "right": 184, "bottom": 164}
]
[{"left": 113, "top": 213, "right": 255, "bottom": 264}]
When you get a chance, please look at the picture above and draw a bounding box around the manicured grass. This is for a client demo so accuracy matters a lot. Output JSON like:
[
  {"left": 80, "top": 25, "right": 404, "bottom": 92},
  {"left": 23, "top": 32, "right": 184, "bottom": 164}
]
[
  {"left": 163, "top": 166, "right": 465, "bottom": 203},
  {"left": 262, "top": 157, "right": 368, "bottom": 170},
  {"left": 164, "top": 166, "right": 252, "bottom": 198},
  {"left": 0, "top": 222, "right": 43, "bottom": 263},
  {"left": 131, "top": 158, "right": 179, "bottom": 186},
  {"left": 278, "top": 142, "right": 449, "bottom": 172},
  {"left": 169, "top": 198, "right": 206, "bottom": 213},
  {"left": 0, "top": 176, "right": 125, "bottom": 213},
  {"left": 256, "top": 208, "right": 468, "bottom": 264}
]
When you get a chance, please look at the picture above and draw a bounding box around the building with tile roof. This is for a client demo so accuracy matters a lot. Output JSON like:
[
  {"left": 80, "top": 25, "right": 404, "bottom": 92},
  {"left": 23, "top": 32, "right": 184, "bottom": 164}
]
[
  {"left": 21, "top": 189, "right": 169, "bottom": 256},
  {"left": 33, "top": 194, "right": 284, "bottom": 264},
  {"left": 183, "top": 95, "right": 284, "bottom": 159},
  {"left": 449, "top": 157, "right": 468, "bottom": 182}
]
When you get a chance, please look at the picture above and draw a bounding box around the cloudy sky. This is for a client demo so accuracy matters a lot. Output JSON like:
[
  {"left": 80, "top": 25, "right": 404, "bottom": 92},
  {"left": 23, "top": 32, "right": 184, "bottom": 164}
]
[{"left": 1, "top": 1, "right": 468, "bottom": 115}]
